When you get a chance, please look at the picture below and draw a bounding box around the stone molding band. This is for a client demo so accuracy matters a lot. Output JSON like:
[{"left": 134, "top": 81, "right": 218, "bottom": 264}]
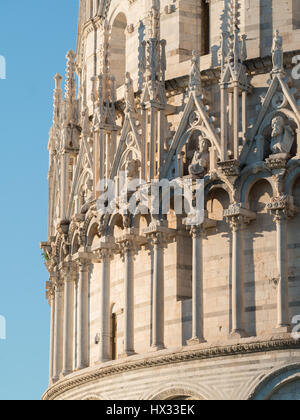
[{"left": 42, "top": 337, "right": 300, "bottom": 401}]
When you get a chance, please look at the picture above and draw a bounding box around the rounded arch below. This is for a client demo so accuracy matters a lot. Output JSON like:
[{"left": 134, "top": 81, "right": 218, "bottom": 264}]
[
  {"left": 141, "top": 383, "right": 209, "bottom": 401},
  {"left": 247, "top": 363, "right": 300, "bottom": 400},
  {"left": 81, "top": 392, "right": 107, "bottom": 401}
]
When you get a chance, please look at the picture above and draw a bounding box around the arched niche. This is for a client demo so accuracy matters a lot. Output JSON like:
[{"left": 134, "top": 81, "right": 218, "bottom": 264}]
[
  {"left": 248, "top": 179, "right": 273, "bottom": 214},
  {"left": 255, "top": 109, "right": 298, "bottom": 161},
  {"left": 110, "top": 13, "right": 127, "bottom": 88},
  {"left": 71, "top": 233, "right": 81, "bottom": 255},
  {"left": 87, "top": 221, "right": 99, "bottom": 248},
  {"left": 142, "top": 384, "right": 207, "bottom": 401},
  {"left": 177, "top": 127, "right": 212, "bottom": 177},
  {"left": 73, "top": 169, "right": 93, "bottom": 216},
  {"left": 206, "top": 187, "right": 230, "bottom": 221},
  {"left": 269, "top": 377, "right": 300, "bottom": 400},
  {"left": 134, "top": 213, "right": 151, "bottom": 236},
  {"left": 109, "top": 213, "right": 124, "bottom": 238},
  {"left": 248, "top": 364, "right": 300, "bottom": 400},
  {"left": 245, "top": 179, "right": 276, "bottom": 337}
]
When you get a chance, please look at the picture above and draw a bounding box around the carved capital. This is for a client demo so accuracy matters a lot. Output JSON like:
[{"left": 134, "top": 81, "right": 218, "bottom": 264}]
[
  {"left": 76, "top": 253, "right": 92, "bottom": 272},
  {"left": 97, "top": 248, "right": 113, "bottom": 261},
  {"left": 120, "top": 239, "right": 136, "bottom": 254},
  {"left": 150, "top": 231, "right": 165, "bottom": 247},
  {"left": 267, "top": 195, "right": 298, "bottom": 221},
  {"left": 46, "top": 280, "right": 55, "bottom": 303},
  {"left": 266, "top": 156, "right": 288, "bottom": 171},
  {"left": 224, "top": 203, "right": 256, "bottom": 230},
  {"left": 54, "top": 275, "right": 64, "bottom": 293},
  {"left": 60, "top": 261, "right": 77, "bottom": 282},
  {"left": 184, "top": 210, "right": 217, "bottom": 234},
  {"left": 217, "top": 160, "right": 240, "bottom": 178},
  {"left": 189, "top": 225, "right": 204, "bottom": 239},
  {"left": 116, "top": 229, "right": 147, "bottom": 255},
  {"left": 143, "top": 222, "right": 176, "bottom": 247}
]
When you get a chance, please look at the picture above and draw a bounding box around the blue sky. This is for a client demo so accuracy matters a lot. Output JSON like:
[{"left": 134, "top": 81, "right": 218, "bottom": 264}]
[{"left": 0, "top": 1, "right": 78, "bottom": 400}]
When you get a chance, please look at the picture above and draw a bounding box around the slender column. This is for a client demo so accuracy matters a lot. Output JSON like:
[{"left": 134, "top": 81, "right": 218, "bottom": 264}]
[
  {"left": 122, "top": 241, "right": 135, "bottom": 356},
  {"left": 60, "top": 152, "right": 68, "bottom": 220},
  {"left": 268, "top": 195, "right": 297, "bottom": 332},
  {"left": 53, "top": 277, "right": 64, "bottom": 381},
  {"left": 151, "top": 233, "right": 165, "bottom": 350},
  {"left": 149, "top": 106, "right": 157, "bottom": 180},
  {"left": 233, "top": 82, "right": 239, "bottom": 160},
  {"left": 220, "top": 85, "right": 227, "bottom": 161},
  {"left": 62, "top": 263, "right": 76, "bottom": 376},
  {"left": 230, "top": 216, "right": 247, "bottom": 337},
  {"left": 224, "top": 204, "right": 255, "bottom": 339},
  {"left": 187, "top": 226, "right": 206, "bottom": 345},
  {"left": 274, "top": 213, "right": 289, "bottom": 329},
  {"left": 76, "top": 259, "right": 90, "bottom": 370},
  {"left": 98, "top": 249, "right": 112, "bottom": 363},
  {"left": 48, "top": 284, "right": 55, "bottom": 384}
]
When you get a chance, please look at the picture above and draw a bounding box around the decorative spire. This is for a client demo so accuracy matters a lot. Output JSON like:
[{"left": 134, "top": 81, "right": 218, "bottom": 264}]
[
  {"left": 221, "top": 0, "right": 247, "bottom": 79},
  {"left": 189, "top": 51, "right": 202, "bottom": 95},
  {"left": 64, "top": 50, "right": 77, "bottom": 127},
  {"left": 141, "top": 0, "right": 166, "bottom": 104},
  {"left": 65, "top": 50, "right": 76, "bottom": 103},
  {"left": 148, "top": 0, "right": 160, "bottom": 39},
  {"left": 219, "top": 0, "right": 249, "bottom": 162},
  {"left": 53, "top": 73, "right": 63, "bottom": 125}
]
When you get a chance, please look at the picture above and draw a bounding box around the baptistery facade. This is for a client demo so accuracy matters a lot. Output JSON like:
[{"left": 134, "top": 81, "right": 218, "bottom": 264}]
[{"left": 41, "top": 0, "right": 300, "bottom": 400}]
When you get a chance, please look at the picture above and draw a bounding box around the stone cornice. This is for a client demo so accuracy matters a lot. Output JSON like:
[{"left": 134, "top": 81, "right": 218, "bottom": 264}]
[{"left": 42, "top": 337, "right": 300, "bottom": 400}]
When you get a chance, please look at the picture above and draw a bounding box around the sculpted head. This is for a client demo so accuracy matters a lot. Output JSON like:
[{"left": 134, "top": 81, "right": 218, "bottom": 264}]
[
  {"left": 197, "top": 135, "right": 210, "bottom": 153},
  {"left": 271, "top": 115, "right": 284, "bottom": 137}
]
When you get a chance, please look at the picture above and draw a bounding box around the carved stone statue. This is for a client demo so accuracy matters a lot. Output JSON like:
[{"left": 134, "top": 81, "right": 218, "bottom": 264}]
[
  {"left": 272, "top": 30, "right": 283, "bottom": 73},
  {"left": 125, "top": 72, "right": 135, "bottom": 113},
  {"left": 188, "top": 135, "right": 210, "bottom": 177},
  {"left": 125, "top": 158, "right": 141, "bottom": 179},
  {"left": 81, "top": 177, "right": 94, "bottom": 213},
  {"left": 189, "top": 51, "right": 202, "bottom": 94},
  {"left": 270, "top": 115, "right": 294, "bottom": 155}
]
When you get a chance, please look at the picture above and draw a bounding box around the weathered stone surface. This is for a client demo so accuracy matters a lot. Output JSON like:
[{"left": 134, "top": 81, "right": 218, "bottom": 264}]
[{"left": 41, "top": 0, "right": 300, "bottom": 401}]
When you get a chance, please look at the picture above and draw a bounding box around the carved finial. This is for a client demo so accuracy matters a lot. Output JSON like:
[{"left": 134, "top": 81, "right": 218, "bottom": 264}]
[
  {"left": 90, "top": 76, "right": 97, "bottom": 106},
  {"left": 189, "top": 51, "right": 202, "bottom": 95},
  {"left": 53, "top": 74, "right": 63, "bottom": 125},
  {"left": 98, "top": 74, "right": 103, "bottom": 105},
  {"left": 125, "top": 72, "right": 135, "bottom": 113},
  {"left": 149, "top": 0, "right": 160, "bottom": 39},
  {"left": 54, "top": 73, "right": 63, "bottom": 90},
  {"left": 65, "top": 49, "right": 76, "bottom": 102},
  {"left": 82, "top": 107, "right": 90, "bottom": 137}
]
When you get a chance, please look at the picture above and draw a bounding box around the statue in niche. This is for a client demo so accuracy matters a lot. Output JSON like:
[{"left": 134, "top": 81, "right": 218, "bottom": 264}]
[
  {"left": 125, "top": 157, "right": 141, "bottom": 179},
  {"left": 270, "top": 115, "right": 294, "bottom": 155},
  {"left": 188, "top": 135, "right": 210, "bottom": 177},
  {"left": 80, "top": 177, "right": 94, "bottom": 214},
  {"left": 272, "top": 30, "right": 283, "bottom": 73}
]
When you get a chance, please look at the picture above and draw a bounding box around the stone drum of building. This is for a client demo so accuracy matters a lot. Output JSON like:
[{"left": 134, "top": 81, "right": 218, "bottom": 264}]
[{"left": 41, "top": 0, "right": 300, "bottom": 400}]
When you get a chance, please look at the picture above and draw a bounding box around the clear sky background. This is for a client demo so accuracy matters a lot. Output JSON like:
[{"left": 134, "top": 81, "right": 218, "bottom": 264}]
[{"left": 0, "top": 0, "right": 78, "bottom": 400}]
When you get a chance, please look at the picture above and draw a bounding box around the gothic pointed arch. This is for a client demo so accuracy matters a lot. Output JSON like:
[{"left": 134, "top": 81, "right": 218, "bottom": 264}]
[
  {"left": 110, "top": 115, "right": 142, "bottom": 180},
  {"left": 110, "top": 12, "right": 127, "bottom": 88}
]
